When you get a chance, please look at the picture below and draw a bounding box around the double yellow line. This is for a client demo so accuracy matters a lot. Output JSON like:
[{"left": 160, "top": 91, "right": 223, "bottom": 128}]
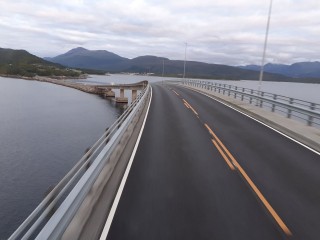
[
  {"left": 172, "top": 90, "right": 180, "bottom": 96},
  {"left": 182, "top": 99, "right": 198, "bottom": 116},
  {"left": 170, "top": 87, "right": 292, "bottom": 236},
  {"left": 205, "top": 123, "right": 292, "bottom": 237}
]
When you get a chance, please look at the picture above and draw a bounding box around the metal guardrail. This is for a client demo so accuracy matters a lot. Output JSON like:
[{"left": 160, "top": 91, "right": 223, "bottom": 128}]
[
  {"left": 182, "top": 80, "right": 320, "bottom": 127},
  {"left": 9, "top": 83, "right": 151, "bottom": 240}
]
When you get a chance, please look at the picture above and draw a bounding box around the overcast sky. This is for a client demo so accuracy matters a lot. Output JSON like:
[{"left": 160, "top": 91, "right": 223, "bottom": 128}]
[{"left": 0, "top": 0, "right": 319, "bottom": 65}]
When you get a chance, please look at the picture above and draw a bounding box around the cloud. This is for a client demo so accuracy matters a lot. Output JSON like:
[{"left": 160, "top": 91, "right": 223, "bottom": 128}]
[{"left": 0, "top": 0, "right": 319, "bottom": 65}]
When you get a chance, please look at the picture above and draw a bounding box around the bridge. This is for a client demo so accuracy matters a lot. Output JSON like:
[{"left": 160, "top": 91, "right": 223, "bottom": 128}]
[{"left": 9, "top": 80, "right": 320, "bottom": 240}]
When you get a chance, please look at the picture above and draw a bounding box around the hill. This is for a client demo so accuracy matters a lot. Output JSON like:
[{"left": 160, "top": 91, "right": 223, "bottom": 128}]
[
  {"left": 0, "top": 47, "right": 81, "bottom": 78},
  {"left": 240, "top": 62, "right": 320, "bottom": 78},
  {"left": 46, "top": 48, "right": 305, "bottom": 82},
  {"left": 45, "top": 47, "right": 128, "bottom": 71}
]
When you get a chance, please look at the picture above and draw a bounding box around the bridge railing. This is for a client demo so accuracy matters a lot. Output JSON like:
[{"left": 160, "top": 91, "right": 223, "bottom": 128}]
[
  {"left": 182, "top": 80, "right": 320, "bottom": 128},
  {"left": 9, "top": 82, "right": 151, "bottom": 240}
]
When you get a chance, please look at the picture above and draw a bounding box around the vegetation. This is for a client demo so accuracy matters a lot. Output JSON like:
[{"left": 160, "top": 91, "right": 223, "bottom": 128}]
[{"left": 0, "top": 48, "right": 81, "bottom": 78}]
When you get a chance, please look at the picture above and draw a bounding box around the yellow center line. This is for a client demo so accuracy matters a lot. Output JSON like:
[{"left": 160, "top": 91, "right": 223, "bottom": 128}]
[
  {"left": 205, "top": 123, "right": 292, "bottom": 236},
  {"left": 182, "top": 99, "right": 199, "bottom": 116},
  {"left": 212, "top": 140, "right": 235, "bottom": 170},
  {"left": 232, "top": 157, "right": 292, "bottom": 236},
  {"left": 172, "top": 90, "right": 180, "bottom": 96},
  {"left": 205, "top": 124, "right": 236, "bottom": 165}
]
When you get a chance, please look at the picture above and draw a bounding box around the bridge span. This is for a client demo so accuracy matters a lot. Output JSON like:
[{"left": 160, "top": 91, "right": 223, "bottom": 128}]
[
  {"left": 104, "top": 83, "right": 320, "bottom": 240},
  {"left": 10, "top": 81, "right": 320, "bottom": 240}
]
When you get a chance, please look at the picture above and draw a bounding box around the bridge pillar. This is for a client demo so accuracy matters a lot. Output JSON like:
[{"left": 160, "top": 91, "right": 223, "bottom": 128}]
[
  {"left": 132, "top": 90, "right": 137, "bottom": 101},
  {"left": 116, "top": 88, "right": 128, "bottom": 103}
]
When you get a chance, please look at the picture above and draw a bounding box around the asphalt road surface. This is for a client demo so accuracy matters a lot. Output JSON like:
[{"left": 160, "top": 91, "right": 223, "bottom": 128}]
[{"left": 106, "top": 83, "right": 320, "bottom": 240}]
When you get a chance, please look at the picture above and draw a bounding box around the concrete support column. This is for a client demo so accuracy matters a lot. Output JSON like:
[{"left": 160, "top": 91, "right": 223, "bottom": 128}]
[
  {"left": 116, "top": 88, "right": 128, "bottom": 103},
  {"left": 120, "top": 88, "right": 125, "bottom": 98},
  {"left": 132, "top": 90, "right": 137, "bottom": 101}
]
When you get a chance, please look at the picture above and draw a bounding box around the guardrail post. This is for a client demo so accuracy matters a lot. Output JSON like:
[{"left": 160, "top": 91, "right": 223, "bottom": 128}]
[
  {"left": 307, "top": 103, "right": 315, "bottom": 126},
  {"left": 287, "top": 98, "right": 293, "bottom": 118},
  {"left": 250, "top": 89, "right": 253, "bottom": 104},
  {"left": 241, "top": 89, "right": 244, "bottom": 101},
  {"left": 228, "top": 85, "right": 231, "bottom": 96},
  {"left": 234, "top": 86, "right": 237, "bottom": 98},
  {"left": 259, "top": 92, "right": 264, "bottom": 107},
  {"left": 272, "top": 95, "right": 277, "bottom": 112}
]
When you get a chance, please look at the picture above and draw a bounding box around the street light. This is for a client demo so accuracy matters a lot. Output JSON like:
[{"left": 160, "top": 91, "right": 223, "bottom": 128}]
[
  {"left": 183, "top": 42, "right": 188, "bottom": 81},
  {"left": 162, "top": 59, "right": 165, "bottom": 78},
  {"left": 162, "top": 59, "right": 165, "bottom": 85},
  {"left": 258, "top": 0, "right": 273, "bottom": 93}
]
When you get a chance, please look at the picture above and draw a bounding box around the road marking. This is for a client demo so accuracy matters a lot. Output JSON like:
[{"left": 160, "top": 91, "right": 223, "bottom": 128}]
[
  {"left": 172, "top": 90, "right": 180, "bottom": 96},
  {"left": 99, "top": 87, "right": 153, "bottom": 240},
  {"left": 205, "top": 122, "right": 292, "bottom": 236},
  {"left": 212, "top": 140, "right": 235, "bottom": 170},
  {"left": 184, "top": 103, "right": 190, "bottom": 109},
  {"left": 231, "top": 157, "right": 292, "bottom": 236},
  {"left": 182, "top": 99, "right": 198, "bottom": 116},
  {"left": 205, "top": 124, "right": 237, "bottom": 165},
  {"left": 187, "top": 86, "right": 320, "bottom": 156}
]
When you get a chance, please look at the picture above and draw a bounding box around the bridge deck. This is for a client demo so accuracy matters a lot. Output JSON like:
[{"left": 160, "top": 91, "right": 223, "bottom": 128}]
[{"left": 104, "top": 83, "right": 320, "bottom": 240}]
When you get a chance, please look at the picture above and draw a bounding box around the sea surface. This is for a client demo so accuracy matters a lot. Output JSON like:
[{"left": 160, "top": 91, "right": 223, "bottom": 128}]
[
  {"left": 79, "top": 74, "right": 320, "bottom": 103},
  {"left": 1, "top": 74, "right": 319, "bottom": 238},
  {"left": 0, "top": 76, "right": 122, "bottom": 238}
]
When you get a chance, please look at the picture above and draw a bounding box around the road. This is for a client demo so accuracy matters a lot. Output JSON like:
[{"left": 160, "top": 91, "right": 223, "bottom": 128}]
[{"left": 105, "top": 83, "right": 320, "bottom": 240}]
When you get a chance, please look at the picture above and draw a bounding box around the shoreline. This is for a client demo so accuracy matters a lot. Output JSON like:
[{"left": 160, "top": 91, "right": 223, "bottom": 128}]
[{"left": 0, "top": 74, "right": 100, "bottom": 94}]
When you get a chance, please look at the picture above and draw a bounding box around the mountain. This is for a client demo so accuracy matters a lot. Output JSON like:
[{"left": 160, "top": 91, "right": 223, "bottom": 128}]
[
  {"left": 0, "top": 47, "right": 80, "bottom": 77},
  {"left": 240, "top": 62, "right": 320, "bottom": 78},
  {"left": 46, "top": 48, "right": 303, "bottom": 81},
  {"left": 0, "top": 47, "right": 50, "bottom": 65},
  {"left": 44, "top": 47, "right": 320, "bottom": 82},
  {"left": 45, "top": 47, "right": 128, "bottom": 71}
]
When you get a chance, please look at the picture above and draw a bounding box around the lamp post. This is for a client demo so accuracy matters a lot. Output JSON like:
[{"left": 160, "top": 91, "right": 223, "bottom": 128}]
[
  {"left": 162, "top": 59, "right": 165, "bottom": 77},
  {"left": 183, "top": 42, "right": 188, "bottom": 82},
  {"left": 162, "top": 59, "right": 165, "bottom": 84},
  {"left": 258, "top": 0, "right": 273, "bottom": 93}
]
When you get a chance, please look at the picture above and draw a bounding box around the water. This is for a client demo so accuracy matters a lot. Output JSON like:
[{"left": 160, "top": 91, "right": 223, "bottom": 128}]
[
  {"left": 79, "top": 74, "right": 320, "bottom": 103},
  {"left": 0, "top": 77, "right": 122, "bottom": 238},
  {"left": 190, "top": 79, "right": 320, "bottom": 104},
  {"left": 74, "top": 74, "right": 163, "bottom": 85}
]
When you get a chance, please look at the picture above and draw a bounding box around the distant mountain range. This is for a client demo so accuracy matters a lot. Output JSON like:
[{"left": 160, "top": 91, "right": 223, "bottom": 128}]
[
  {"left": 46, "top": 47, "right": 317, "bottom": 82},
  {"left": 2, "top": 46, "right": 319, "bottom": 83},
  {"left": 239, "top": 62, "right": 320, "bottom": 78},
  {"left": 0, "top": 47, "right": 81, "bottom": 77}
]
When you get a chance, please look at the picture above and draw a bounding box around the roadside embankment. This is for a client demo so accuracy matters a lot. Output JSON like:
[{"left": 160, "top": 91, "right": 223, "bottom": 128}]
[{"left": 0, "top": 74, "right": 102, "bottom": 94}]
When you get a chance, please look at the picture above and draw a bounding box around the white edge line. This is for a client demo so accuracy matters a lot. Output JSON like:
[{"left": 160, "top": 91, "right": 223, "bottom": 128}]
[
  {"left": 99, "top": 86, "right": 153, "bottom": 240},
  {"left": 183, "top": 86, "right": 320, "bottom": 156}
]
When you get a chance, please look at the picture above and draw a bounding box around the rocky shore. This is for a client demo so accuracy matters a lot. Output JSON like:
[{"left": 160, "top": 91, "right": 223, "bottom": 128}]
[{"left": 0, "top": 74, "right": 100, "bottom": 94}]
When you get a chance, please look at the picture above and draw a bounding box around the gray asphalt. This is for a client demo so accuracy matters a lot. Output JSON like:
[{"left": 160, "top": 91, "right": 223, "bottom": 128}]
[{"left": 106, "top": 83, "right": 320, "bottom": 240}]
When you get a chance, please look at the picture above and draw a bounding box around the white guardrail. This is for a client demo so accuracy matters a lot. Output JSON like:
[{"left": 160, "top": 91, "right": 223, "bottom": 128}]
[
  {"left": 9, "top": 83, "right": 151, "bottom": 240},
  {"left": 182, "top": 79, "right": 320, "bottom": 128}
]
